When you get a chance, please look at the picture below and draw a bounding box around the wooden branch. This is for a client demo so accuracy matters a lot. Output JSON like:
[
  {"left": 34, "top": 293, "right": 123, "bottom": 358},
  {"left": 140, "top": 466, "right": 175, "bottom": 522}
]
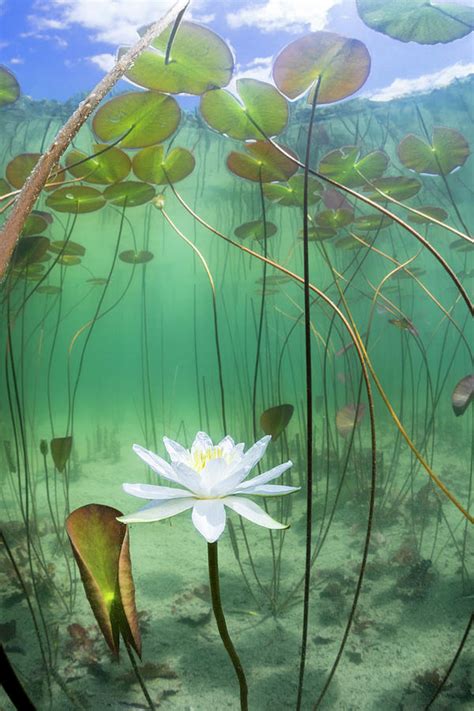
[{"left": 0, "top": 0, "right": 189, "bottom": 282}]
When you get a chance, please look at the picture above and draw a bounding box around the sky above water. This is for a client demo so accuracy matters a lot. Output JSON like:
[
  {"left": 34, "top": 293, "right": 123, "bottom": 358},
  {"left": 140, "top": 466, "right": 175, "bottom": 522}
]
[{"left": 0, "top": 0, "right": 473, "bottom": 105}]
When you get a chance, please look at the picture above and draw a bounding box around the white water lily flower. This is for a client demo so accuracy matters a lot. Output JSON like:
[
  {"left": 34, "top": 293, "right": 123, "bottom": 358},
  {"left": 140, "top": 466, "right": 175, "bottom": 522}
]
[{"left": 118, "top": 431, "right": 299, "bottom": 543}]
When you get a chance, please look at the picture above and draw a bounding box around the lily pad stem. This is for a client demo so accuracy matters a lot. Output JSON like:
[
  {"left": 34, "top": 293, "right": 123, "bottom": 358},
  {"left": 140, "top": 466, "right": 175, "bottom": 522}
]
[
  {"left": 207, "top": 542, "right": 248, "bottom": 711},
  {"left": 123, "top": 638, "right": 156, "bottom": 711}
]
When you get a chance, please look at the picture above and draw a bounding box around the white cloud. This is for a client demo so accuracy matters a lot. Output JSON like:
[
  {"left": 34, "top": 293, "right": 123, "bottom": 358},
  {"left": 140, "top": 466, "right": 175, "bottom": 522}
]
[
  {"left": 226, "top": 0, "right": 343, "bottom": 33},
  {"left": 89, "top": 53, "right": 116, "bottom": 72},
  {"left": 227, "top": 55, "right": 273, "bottom": 94},
  {"left": 9, "top": 57, "right": 24, "bottom": 65},
  {"left": 369, "top": 62, "right": 474, "bottom": 102}
]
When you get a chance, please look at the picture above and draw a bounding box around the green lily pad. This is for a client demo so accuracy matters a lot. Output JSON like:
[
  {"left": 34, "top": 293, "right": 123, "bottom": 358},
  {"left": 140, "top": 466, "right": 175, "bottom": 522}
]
[
  {"left": 273, "top": 31, "right": 371, "bottom": 104},
  {"left": 299, "top": 226, "right": 337, "bottom": 241},
  {"left": 450, "top": 238, "right": 472, "bottom": 252},
  {"left": 93, "top": 91, "right": 180, "bottom": 149},
  {"left": 21, "top": 210, "right": 53, "bottom": 236},
  {"left": 316, "top": 208, "right": 354, "bottom": 229},
  {"left": 46, "top": 186, "right": 105, "bottom": 213},
  {"left": 132, "top": 146, "right": 195, "bottom": 185},
  {"left": 352, "top": 214, "right": 392, "bottom": 231},
  {"left": 104, "top": 181, "right": 155, "bottom": 207},
  {"left": 37, "top": 285, "right": 62, "bottom": 295},
  {"left": 120, "top": 21, "right": 233, "bottom": 95},
  {"left": 65, "top": 145, "right": 131, "bottom": 184},
  {"left": 66, "top": 504, "right": 141, "bottom": 659},
  {"left": 234, "top": 221, "right": 278, "bottom": 241},
  {"left": 0, "top": 66, "right": 20, "bottom": 107},
  {"left": 260, "top": 404, "right": 294, "bottom": 440},
  {"left": 48, "top": 240, "right": 86, "bottom": 257},
  {"left": 398, "top": 127, "right": 469, "bottom": 175},
  {"left": 335, "top": 235, "right": 360, "bottom": 250},
  {"left": 57, "top": 255, "right": 82, "bottom": 266},
  {"left": 87, "top": 277, "right": 109, "bottom": 285},
  {"left": 319, "top": 146, "right": 389, "bottom": 187},
  {"left": 407, "top": 205, "right": 449, "bottom": 224},
  {"left": 119, "top": 250, "right": 154, "bottom": 264},
  {"left": 51, "top": 436, "right": 73, "bottom": 472},
  {"left": 363, "top": 176, "right": 421, "bottom": 202},
  {"left": 0, "top": 178, "right": 11, "bottom": 196},
  {"left": 356, "top": 0, "right": 474, "bottom": 44},
  {"left": 227, "top": 141, "right": 298, "bottom": 183},
  {"left": 263, "top": 174, "right": 322, "bottom": 206},
  {"left": 6, "top": 153, "right": 64, "bottom": 191},
  {"left": 12, "top": 236, "right": 50, "bottom": 267},
  {"left": 200, "top": 79, "right": 288, "bottom": 140}
]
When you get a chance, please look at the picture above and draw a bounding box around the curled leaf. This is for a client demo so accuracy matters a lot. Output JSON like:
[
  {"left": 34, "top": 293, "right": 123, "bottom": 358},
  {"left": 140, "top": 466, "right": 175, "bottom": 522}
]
[
  {"left": 452, "top": 374, "right": 474, "bottom": 417},
  {"left": 260, "top": 404, "right": 294, "bottom": 440}
]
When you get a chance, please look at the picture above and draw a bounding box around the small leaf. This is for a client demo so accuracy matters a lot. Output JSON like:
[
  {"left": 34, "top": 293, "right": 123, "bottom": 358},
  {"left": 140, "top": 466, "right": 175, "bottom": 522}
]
[
  {"left": 336, "top": 403, "right": 365, "bottom": 438},
  {"left": 452, "top": 374, "right": 474, "bottom": 417},
  {"left": 50, "top": 436, "right": 73, "bottom": 472},
  {"left": 260, "top": 404, "right": 294, "bottom": 440},
  {"left": 398, "top": 127, "right": 469, "bottom": 175},
  {"left": 132, "top": 145, "right": 195, "bottom": 185},
  {"left": 48, "top": 240, "right": 85, "bottom": 257},
  {"left": 263, "top": 174, "right": 322, "bottom": 207},
  {"left": 65, "top": 145, "right": 131, "bottom": 184},
  {"left": 234, "top": 221, "right": 277, "bottom": 241},
  {"left": 66, "top": 504, "right": 141, "bottom": 658},
  {"left": 119, "top": 250, "right": 154, "bottom": 264},
  {"left": 227, "top": 141, "right": 298, "bottom": 183},
  {"left": 46, "top": 186, "right": 105, "bottom": 213},
  {"left": 104, "top": 181, "right": 155, "bottom": 207}
]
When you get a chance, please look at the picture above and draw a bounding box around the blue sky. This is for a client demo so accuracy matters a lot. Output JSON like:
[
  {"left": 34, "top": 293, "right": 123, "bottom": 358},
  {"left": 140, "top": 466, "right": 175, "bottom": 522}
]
[{"left": 0, "top": 0, "right": 473, "bottom": 105}]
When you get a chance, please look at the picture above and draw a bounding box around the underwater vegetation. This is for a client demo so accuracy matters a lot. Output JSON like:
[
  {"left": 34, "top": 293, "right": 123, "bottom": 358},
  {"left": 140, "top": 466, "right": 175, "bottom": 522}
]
[{"left": 0, "top": 0, "right": 473, "bottom": 709}]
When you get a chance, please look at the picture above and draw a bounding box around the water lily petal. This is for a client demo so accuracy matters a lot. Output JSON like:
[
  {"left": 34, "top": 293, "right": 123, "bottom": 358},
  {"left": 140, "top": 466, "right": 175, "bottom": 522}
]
[
  {"left": 173, "top": 462, "right": 207, "bottom": 496},
  {"left": 163, "top": 436, "right": 190, "bottom": 464},
  {"left": 133, "top": 443, "right": 179, "bottom": 483},
  {"left": 234, "top": 483, "right": 300, "bottom": 496},
  {"left": 217, "top": 435, "right": 235, "bottom": 454},
  {"left": 191, "top": 431, "right": 213, "bottom": 454},
  {"left": 216, "top": 435, "right": 272, "bottom": 492},
  {"left": 237, "top": 460, "right": 293, "bottom": 490},
  {"left": 122, "top": 483, "right": 192, "bottom": 499},
  {"left": 191, "top": 500, "right": 226, "bottom": 542},
  {"left": 200, "top": 457, "right": 229, "bottom": 495},
  {"left": 117, "top": 497, "right": 194, "bottom": 523},
  {"left": 223, "top": 496, "right": 288, "bottom": 530}
]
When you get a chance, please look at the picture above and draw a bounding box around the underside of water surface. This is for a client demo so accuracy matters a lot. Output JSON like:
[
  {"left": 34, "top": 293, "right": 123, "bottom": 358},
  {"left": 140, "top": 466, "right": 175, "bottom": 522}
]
[{"left": 0, "top": 3, "right": 473, "bottom": 710}]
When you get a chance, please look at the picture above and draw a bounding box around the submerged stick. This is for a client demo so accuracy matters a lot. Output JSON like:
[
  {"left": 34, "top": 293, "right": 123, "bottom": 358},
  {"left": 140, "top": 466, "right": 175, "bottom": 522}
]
[{"left": 0, "top": 0, "right": 189, "bottom": 281}]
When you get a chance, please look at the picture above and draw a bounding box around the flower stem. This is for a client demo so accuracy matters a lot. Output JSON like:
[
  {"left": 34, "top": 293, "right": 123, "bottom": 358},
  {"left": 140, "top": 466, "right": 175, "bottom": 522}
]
[{"left": 207, "top": 542, "right": 248, "bottom": 711}]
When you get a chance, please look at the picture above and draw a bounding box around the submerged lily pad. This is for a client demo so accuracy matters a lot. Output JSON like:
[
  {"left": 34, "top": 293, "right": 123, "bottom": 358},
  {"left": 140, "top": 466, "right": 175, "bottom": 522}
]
[
  {"left": 119, "top": 250, "right": 154, "bottom": 264},
  {"left": 0, "top": 178, "right": 11, "bottom": 196},
  {"left": 234, "top": 221, "right": 277, "bottom": 241},
  {"left": 6, "top": 153, "right": 64, "bottom": 191},
  {"left": 319, "top": 146, "right": 389, "bottom": 187},
  {"left": 87, "top": 277, "right": 108, "bottom": 285},
  {"left": 93, "top": 91, "right": 180, "bottom": 149},
  {"left": 336, "top": 403, "right": 365, "bottom": 438},
  {"left": 132, "top": 146, "right": 195, "bottom": 185},
  {"left": 449, "top": 238, "right": 472, "bottom": 252},
  {"left": 66, "top": 504, "right": 141, "bottom": 658},
  {"left": 22, "top": 210, "right": 53, "bottom": 236},
  {"left": 363, "top": 176, "right": 421, "bottom": 202},
  {"left": 121, "top": 21, "right": 233, "bottom": 95},
  {"left": 407, "top": 205, "right": 448, "bottom": 224},
  {"left": 316, "top": 208, "right": 354, "bottom": 230},
  {"left": 200, "top": 79, "right": 288, "bottom": 140},
  {"left": 65, "top": 145, "right": 131, "bottom": 184},
  {"left": 353, "top": 214, "right": 392, "bottom": 231},
  {"left": 227, "top": 141, "right": 298, "bottom": 183},
  {"left": 273, "top": 31, "right": 371, "bottom": 104},
  {"left": 12, "top": 236, "right": 50, "bottom": 267},
  {"left": 46, "top": 186, "right": 105, "bottom": 213},
  {"left": 48, "top": 240, "right": 86, "bottom": 257},
  {"left": 299, "top": 226, "right": 336, "bottom": 241},
  {"left": 57, "top": 255, "right": 82, "bottom": 266},
  {"left": 263, "top": 174, "right": 322, "bottom": 207},
  {"left": 356, "top": 0, "right": 474, "bottom": 44},
  {"left": 51, "top": 436, "right": 73, "bottom": 472},
  {"left": 0, "top": 66, "right": 20, "bottom": 107},
  {"left": 398, "top": 127, "right": 470, "bottom": 175},
  {"left": 451, "top": 374, "right": 474, "bottom": 417},
  {"left": 260, "top": 404, "right": 294, "bottom": 440},
  {"left": 37, "top": 285, "right": 62, "bottom": 295},
  {"left": 104, "top": 181, "right": 155, "bottom": 207}
]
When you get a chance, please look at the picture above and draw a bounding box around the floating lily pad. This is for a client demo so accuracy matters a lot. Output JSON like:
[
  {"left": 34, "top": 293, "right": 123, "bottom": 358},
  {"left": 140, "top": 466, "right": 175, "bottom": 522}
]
[
  {"left": 121, "top": 21, "right": 233, "bottom": 95},
  {"left": 407, "top": 206, "right": 449, "bottom": 224},
  {"left": 356, "top": 0, "right": 474, "bottom": 44},
  {"left": 37, "top": 285, "right": 62, "bottom": 295},
  {"left": 299, "top": 226, "right": 336, "bottom": 241},
  {"left": 449, "top": 238, "right": 472, "bottom": 252},
  {"left": 316, "top": 208, "right": 354, "bottom": 230},
  {"left": 93, "top": 91, "right": 180, "bottom": 149},
  {"left": 336, "top": 403, "right": 365, "bottom": 438},
  {"left": 46, "top": 186, "right": 105, "bottom": 213},
  {"left": 48, "top": 241, "right": 86, "bottom": 257},
  {"left": 22, "top": 210, "right": 53, "bottom": 236},
  {"left": 58, "top": 255, "right": 82, "bottom": 266},
  {"left": 104, "top": 181, "right": 155, "bottom": 207},
  {"left": 0, "top": 66, "right": 20, "bottom": 107},
  {"left": 0, "top": 178, "right": 11, "bottom": 196},
  {"left": 51, "top": 436, "right": 73, "bottom": 472},
  {"left": 12, "top": 236, "right": 50, "bottom": 267},
  {"left": 260, "top": 404, "right": 294, "bottom": 440},
  {"left": 273, "top": 31, "right": 371, "bottom": 104},
  {"left": 363, "top": 176, "right": 421, "bottom": 202},
  {"left": 319, "top": 146, "right": 389, "bottom": 187},
  {"left": 200, "top": 79, "right": 288, "bottom": 140},
  {"left": 335, "top": 235, "right": 360, "bottom": 250},
  {"left": 451, "top": 374, "right": 474, "bottom": 417},
  {"left": 87, "top": 277, "right": 108, "bottom": 285},
  {"left": 132, "top": 146, "right": 195, "bottom": 185},
  {"left": 65, "top": 145, "right": 131, "bottom": 184},
  {"left": 66, "top": 504, "right": 141, "bottom": 658},
  {"left": 234, "top": 220, "right": 278, "bottom": 241},
  {"left": 398, "top": 127, "right": 469, "bottom": 175},
  {"left": 119, "top": 250, "right": 154, "bottom": 264},
  {"left": 227, "top": 141, "right": 298, "bottom": 183},
  {"left": 263, "top": 174, "right": 322, "bottom": 206},
  {"left": 353, "top": 214, "right": 392, "bottom": 231},
  {"left": 6, "top": 153, "right": 64, "bottom": 191}
]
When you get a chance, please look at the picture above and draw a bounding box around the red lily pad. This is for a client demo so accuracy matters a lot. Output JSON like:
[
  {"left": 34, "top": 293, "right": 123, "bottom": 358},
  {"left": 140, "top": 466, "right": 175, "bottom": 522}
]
[
  {"left": 227, "top": 141, "right": 298, "bottom": 183},
  {"left": 234, "top": 221, "right": 277, "bottom": 241},
  {"left": 104, "top": 181, "right": 155, "bottom": 207},
  {"left": 319, "top": 146, "right": 389, "bottom": 187},
  {"left": 46, "top": 186, "right": 105, "bottom": 213},
  {"left": 336, "top": 403, "right": 365, "bottom": 438},
  {"left": 263, "top": 174, "right": 322, "bottom": 207},
  {"left": 452, "top": 374, "right": 474, "bottom": 417},
  {"left": 260, "top": 404, "right": 294, "bottom": 440},
  {"left": 121, "top": 21, "right": 233, "bottom": 95},
  {"left": 398, "top": 127, "right": 469, "bottom": 176},
  {"left": 93, "top": 91, "right": 180, "bottom": 149},
  {"left": 273, "top": 31, "right": 371, "bottom": 104},
  {"left": 65, "top": 145, "right": 131, "bottom": 184},
  {"left": 66, "top": 504, "right": 141, "bottom": 659},
  {"left": 0, "top": 66, "right": 20, "bottom": 107},
  {"left": 132, "top": 145, "right": 195, "bottom": 185},
  {"left": 200, "top": 79, "right": 288, "bottom": 140}
]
